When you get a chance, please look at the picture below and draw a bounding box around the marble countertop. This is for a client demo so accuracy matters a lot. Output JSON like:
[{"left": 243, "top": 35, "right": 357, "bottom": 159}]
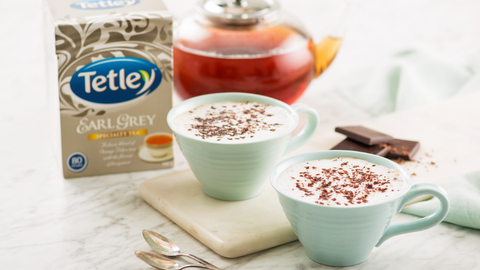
[{"left": 1, "top": 0, "right": 480, "bottom": 269}]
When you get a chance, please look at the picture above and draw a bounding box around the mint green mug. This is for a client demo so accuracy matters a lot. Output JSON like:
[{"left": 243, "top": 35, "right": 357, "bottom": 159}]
[
  {"left": 270, "top": 150, "right": 450, "bottom": 266},
  {"left": 167, "top": 93, "right": 319, "bottom": 201}
]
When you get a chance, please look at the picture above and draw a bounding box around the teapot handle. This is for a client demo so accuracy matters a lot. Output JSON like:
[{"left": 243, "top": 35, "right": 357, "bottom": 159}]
[
  {"left": 313, "top": 2, "right": 356, "bottom": 78},
  {"left": 330, "top": 1, "right": 356, "bottom": 39}
]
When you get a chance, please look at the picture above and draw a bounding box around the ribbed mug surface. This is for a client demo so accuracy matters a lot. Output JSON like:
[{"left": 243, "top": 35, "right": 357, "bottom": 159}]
[
  {"left": 270, "top": 150, "right": 450, "bottom": 266},
  {"left": 168, "top": 92, "right": 319, "bottom": 201}
]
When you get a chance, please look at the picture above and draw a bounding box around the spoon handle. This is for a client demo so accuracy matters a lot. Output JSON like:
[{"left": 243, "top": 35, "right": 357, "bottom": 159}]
[
  {"left": 181, "top": 264, "right": 217, "bottom": 270},
  {"left": 180, "top": 253, "right": 223, "bottom": 270}
]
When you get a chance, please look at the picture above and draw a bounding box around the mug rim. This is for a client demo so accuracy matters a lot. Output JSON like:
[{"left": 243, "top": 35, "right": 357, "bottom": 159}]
[
  {"left": 167, "top": 92, "right": 300, "bottom": 145},
  {"left": 270, "top": 150, "right": 412, "bottom": 208}
]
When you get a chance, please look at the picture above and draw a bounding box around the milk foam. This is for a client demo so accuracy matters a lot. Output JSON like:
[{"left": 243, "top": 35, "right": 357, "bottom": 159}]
[
  {"left": 173, "top": 101, "right": 295, "bottom": 143},
  {"left": 278, "top": 157, "right": 405, "bottom": 206}
]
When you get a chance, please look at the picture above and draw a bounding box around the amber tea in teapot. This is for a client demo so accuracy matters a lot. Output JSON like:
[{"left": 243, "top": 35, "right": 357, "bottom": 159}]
[{"left": 174, "top": 0, "right": 348, "bottom": 104}]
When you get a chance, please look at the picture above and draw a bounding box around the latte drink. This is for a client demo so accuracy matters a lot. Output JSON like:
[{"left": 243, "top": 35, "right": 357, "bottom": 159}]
[
  {"left": 173, "top": 101, "right": 295, "bottom": 143},
  {"left": 278, "top": 157, "right": 405, "bottom": 206}
]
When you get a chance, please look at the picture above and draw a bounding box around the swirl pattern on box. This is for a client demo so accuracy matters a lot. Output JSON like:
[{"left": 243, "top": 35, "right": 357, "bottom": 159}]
[{"left": 55, "top": 12, "right": 172, "bottom": 117}]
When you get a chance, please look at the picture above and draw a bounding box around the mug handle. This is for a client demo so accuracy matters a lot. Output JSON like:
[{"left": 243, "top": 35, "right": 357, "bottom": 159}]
[
  {"left": 376, "top": 183, "right": 450, "bottom": 247},
  {"left": 284, "top": 103, "right": 320, "bottom": 154}
]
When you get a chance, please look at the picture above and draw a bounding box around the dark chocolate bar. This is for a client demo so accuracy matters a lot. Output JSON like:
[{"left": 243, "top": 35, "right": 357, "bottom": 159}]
[
  {"left": 383, "top": 139, "right": 420, "bottom": 161},
  {"left": 331, "top": 138, "right": 390, "bottom": 156},
  {"left": 335, "top": 126, "right": 394, "bottom": 145}
]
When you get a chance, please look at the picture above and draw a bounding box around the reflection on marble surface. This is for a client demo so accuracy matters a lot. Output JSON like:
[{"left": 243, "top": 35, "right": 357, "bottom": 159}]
[{"left": 1, "top": 0, "right": 480, "bottom": 269}]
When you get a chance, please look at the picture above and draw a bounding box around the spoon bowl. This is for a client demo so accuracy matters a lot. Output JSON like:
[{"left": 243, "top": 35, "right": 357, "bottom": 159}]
[
  {"left": 143, "top": 229, "right": 181, "bottom": 256},
  {"left": 135, "top": 251, "right": 212, "bottom": 270},
  {"left": 142, "top": 230, "right": 222, "bottom": 270}
]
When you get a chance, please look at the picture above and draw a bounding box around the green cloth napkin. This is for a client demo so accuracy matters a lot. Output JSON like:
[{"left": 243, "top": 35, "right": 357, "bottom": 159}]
[
  {"left": 401, "top": 169, "right": 480, "bottom": 230},
  {"left": 337, "top": 49, "right": 480, "bottom": 115}
]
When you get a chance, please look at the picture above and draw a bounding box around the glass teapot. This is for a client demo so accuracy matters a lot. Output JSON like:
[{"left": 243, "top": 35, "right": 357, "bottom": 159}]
[{"left": 174, "top": 0, "right": 352, "bottom": 104}]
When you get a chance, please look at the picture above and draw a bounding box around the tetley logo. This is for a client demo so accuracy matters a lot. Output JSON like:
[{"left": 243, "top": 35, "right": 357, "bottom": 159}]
[
  {"left": 70, "top": 57, "right": 162, "bottom": 104},
  {"left": 71, "top": 0, "right": 139, "bottom": 10}
]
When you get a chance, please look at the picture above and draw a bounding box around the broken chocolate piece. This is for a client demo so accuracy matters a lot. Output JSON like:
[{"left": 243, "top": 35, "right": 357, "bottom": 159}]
[
  {"left": 335, "top": 126, "right": 394, "bottom": 145},
  {"left": 331, "top": 138, "right": 390, "bottom": 156},
  {"left": 384, "top": 139, "right": 420, "bottom": 161}
]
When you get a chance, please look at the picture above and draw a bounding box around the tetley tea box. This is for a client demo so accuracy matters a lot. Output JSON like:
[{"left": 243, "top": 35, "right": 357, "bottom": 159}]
[{"left": 46, "top": 0, "right": 174, "bottom": 178}]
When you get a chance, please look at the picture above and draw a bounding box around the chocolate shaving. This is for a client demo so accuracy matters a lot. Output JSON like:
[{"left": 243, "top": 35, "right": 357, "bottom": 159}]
[
  {"left": 185, "top": 102, "right": 283, "bottom": 140},
  {"left": 291, "top": 160, "right": 395, "bottom": 206}
]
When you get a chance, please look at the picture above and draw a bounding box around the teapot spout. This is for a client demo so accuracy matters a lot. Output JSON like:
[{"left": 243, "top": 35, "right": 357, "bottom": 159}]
[
  {"left": 312, "top": 2, "right": 355, "bottom": 78},
  {"left": 313, "top": 37, "right": 342, "bottom": 78}
]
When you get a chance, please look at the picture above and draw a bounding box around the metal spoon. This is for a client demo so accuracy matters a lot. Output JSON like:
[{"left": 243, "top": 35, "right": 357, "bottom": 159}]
[
  {"left": 135, "top": 251, "right": 213, "bottom": 270},
  {"left": 142, "top": 230, "right": 222, "bottom": 270}
]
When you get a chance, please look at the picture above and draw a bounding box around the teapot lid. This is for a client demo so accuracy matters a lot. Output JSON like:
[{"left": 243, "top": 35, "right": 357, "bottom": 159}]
[{"left": 196, "top": 0, "right": 280, "bottom": 25}]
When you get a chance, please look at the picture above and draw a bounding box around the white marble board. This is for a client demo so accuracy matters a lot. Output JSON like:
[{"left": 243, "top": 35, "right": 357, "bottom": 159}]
[{"left": 139, "top": 170, "right": 297, "bottom": 258}]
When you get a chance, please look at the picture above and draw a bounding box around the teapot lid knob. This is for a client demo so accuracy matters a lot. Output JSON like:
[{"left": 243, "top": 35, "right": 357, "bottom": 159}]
[{"left": 196, "top": 0, "right": 280, "bottom": 25}]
